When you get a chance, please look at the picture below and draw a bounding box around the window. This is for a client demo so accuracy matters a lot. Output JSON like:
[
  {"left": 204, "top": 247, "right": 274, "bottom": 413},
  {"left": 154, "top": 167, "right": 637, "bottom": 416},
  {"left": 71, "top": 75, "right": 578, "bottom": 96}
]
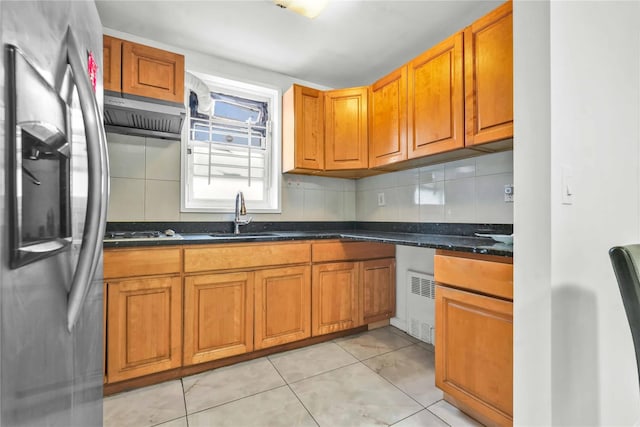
[{"left": 181, "top": 72, "right": 280, "bottom": 212}]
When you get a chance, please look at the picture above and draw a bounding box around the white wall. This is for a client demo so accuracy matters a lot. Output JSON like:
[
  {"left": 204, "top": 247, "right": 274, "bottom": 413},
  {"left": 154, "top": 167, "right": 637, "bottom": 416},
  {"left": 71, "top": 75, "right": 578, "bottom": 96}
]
[
  {"left": 514, "top": 1, "right": 640, "bottom": 425},
  {"left": 513, "top": 1, "right": 552, "bottom": 424},
  {"left": 392, "top": 246, "right": 436, "bottom": 333},
  {"left": 103, "top": 28, "right": 331, "bottom": 93}
]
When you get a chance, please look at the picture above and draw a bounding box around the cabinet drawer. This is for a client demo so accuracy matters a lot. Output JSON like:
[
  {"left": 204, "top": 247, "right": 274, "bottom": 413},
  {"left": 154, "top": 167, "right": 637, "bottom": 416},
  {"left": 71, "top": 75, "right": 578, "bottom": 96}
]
[
  {"left": 104, "top": 247, "right": 182, "bottom": 279},
  {"left": 312, "top": 241, "right": 395, "bottom": 263},
  {"left": 184, "top": 242, "right": 311, "bottom": 273},
  {"left": 434, "top": 251, "right": 513, "bottom": 300}
]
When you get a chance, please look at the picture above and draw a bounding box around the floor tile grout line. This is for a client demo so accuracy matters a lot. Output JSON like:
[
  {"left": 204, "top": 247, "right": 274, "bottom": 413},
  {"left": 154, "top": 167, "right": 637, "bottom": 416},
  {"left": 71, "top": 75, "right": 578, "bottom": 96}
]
[
  {"left": 332, "top": 334, "right": 416, "bottom": 361},
  {"left": 426, "top": 399, "right": 455, "bottom": 427},
  {"left": 388, "top": 407, "right": 433, "bottom": 427},
  {"left": 287, "top": 384, "right": 321, "bottom": 427},
  {"left": 359, "top": 353, "right": 427, "bottom": 411},
  {"left": 183, "top": 382, "right": 288, "bottom": 418},
  {"left": 148, "top": 415, "right": 188, "bottom": 427},
  {"left": 267, "top": 357, "right": 320, "bottom": 427},
  {"left": 355, "top": 342, "right": 420, "bottom": 363},
  {"left": 388, "top": 328, "right": 436, "bottom": 353},
  {"left": 284, "top": 359, "right": 361, "bottom": 385},
  {"left": 181, "top": 378, "right": 189, "bottom": 427}
]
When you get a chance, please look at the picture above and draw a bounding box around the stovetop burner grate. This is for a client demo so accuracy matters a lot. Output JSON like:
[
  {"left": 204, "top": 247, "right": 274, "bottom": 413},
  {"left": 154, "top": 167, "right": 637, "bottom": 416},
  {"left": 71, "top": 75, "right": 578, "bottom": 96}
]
[{"left": 104, "top": 230, "right": 162, "bottom": 239}]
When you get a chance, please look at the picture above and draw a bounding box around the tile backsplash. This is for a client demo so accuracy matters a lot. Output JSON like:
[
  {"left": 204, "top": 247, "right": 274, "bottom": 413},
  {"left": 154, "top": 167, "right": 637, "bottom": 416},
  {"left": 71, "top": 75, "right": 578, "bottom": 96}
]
[
  {"left": 356, "top": 151, "right": 513, "bottom": 223},
  {"left": 106, "top": 133, "right": 512, "bottom": 224},
  {"left": 106, "top": 133, "right": 355, "bottom": 222}
]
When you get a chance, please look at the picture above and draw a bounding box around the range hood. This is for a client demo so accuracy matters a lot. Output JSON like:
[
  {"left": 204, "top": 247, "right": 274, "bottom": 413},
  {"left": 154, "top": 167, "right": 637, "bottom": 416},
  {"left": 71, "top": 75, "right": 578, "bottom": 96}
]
[{"left": 103, "top": 92, "right": 185, "bottom": 140}]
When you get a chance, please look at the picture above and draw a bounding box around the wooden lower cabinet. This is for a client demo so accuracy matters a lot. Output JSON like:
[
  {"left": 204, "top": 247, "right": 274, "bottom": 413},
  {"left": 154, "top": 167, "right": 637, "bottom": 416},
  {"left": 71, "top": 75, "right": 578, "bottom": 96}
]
[
  {"left": 435, "top": 250, "right": 513, "bottom": 427},
  {"left": 183, "top": 272, "right": 254, "bottom": 366},
  {"left": 254, "top": 265, "right": 311, "bottom": 349},
  {"left": 106, "top": 276, "right": 182, "bottom": 383},
  {"left": 435, "top": 286, "right": 513, "bottom": 426},
  {"left": 104, "top": 240, "right": 397, "bottom": 388},
  {"left": 312, "top": 262, "right": 360, "bottom": 335},
  {"left": 311, "top": 258, "right": 397, "bottom": 335},
  {"left": 361, "top": 258, "right": 396, "bottom": 324}
]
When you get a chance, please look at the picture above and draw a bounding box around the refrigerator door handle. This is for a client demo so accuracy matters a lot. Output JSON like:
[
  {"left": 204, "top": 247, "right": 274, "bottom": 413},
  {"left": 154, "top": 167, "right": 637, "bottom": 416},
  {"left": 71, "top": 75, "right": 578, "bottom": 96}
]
[{"left": 65, "top": 28, "right": 110, "bottom": 332}]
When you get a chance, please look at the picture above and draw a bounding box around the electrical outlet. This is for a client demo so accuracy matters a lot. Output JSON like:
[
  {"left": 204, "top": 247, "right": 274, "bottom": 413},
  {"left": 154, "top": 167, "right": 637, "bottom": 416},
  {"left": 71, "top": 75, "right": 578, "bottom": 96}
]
[
  {"left": 285, "top": 176, "right": 301, "bottom": 188},
  {"left": 377, "top": 192, "right": 386, "bottom": 206},
  {"left": 504, "top": 184, "right": 514, "bottom": 202}
]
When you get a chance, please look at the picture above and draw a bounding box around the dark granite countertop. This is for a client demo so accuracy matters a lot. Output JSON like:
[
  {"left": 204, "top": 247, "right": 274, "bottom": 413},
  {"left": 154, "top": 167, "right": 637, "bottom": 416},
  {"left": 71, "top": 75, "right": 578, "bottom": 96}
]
[{"left": 103, "top": 222, "right": 513, "bottom": 257}]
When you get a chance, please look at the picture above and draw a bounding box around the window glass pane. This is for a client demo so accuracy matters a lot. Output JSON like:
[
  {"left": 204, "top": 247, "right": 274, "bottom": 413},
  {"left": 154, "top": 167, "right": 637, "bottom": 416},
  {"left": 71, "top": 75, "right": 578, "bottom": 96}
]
[{"left": 183, "top": 74, "right": 279, "bottom": 212}]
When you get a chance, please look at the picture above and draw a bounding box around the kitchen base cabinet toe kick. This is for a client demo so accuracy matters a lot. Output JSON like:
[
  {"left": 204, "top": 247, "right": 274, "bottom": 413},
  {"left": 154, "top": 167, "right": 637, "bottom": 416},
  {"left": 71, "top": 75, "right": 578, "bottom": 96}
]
[{"left": 103, "top": 240, "right": 396, "bottom": 395}]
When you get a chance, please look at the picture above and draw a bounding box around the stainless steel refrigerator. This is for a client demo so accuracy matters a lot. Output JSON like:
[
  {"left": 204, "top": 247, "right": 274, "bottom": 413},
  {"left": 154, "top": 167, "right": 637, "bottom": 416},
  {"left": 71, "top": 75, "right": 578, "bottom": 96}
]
[{"left": 0, "top": 1, "right": 109, "bottom": 426}]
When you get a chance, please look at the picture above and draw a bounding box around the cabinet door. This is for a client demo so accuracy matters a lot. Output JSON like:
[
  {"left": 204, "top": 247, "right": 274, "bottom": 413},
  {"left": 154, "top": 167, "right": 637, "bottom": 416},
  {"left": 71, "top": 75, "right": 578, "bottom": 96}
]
[
  {"left": 183, "top": 272, "right": 254, "bottom": 365},
  {"left": 369, "top": 66, "right": 408, "bottom": 168},
  {"left": 254, "top": 266, "right": 311, "bottom": 349},
  {"left": 106, "top": 276, "right": 182, "bottom": 383},
  {"left": 464, "top": 0, "right": 513, "bottom": 146},
  {"left": 408, "top": 32, "right": 464, "bottom": 158},
  {"left": 282, "top": 84, "right": 324, "bottom": 172},
  {"left": 103, "top": 35, "right": 122, "bottom": 93},
  {"left": 325, "top": 87, "right": 368, "bottom": 170},
  {"left": 361, "top": 258, "right": 396, "bottom": 324},
  {"left": 312, "top": 262, "right": 359, "bottom": 335},
  {"left": 435, "top": 285, "right": 513, "bottom": 426},
  {"left": 121, "top": 41, "right": 185, "bottom": 103}
]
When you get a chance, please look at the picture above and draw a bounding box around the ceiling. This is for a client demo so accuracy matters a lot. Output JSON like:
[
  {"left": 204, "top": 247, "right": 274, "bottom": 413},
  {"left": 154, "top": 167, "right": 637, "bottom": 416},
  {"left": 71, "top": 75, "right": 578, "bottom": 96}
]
[{"left": 95, "top": 0, "right": 503, "bottom": 88}]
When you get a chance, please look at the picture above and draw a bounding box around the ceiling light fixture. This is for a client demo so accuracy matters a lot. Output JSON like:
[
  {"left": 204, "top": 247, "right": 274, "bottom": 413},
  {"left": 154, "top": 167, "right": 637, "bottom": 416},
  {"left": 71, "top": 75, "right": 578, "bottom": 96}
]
[{"left": 274, "top": 0, "right": 328, "bottom": 19}]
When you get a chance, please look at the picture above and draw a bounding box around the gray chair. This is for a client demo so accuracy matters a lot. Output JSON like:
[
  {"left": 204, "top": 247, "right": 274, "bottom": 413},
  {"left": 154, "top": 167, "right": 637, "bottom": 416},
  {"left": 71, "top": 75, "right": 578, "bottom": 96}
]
[{"left": 609, "top": 244, "right": 640, "bottom": 391}]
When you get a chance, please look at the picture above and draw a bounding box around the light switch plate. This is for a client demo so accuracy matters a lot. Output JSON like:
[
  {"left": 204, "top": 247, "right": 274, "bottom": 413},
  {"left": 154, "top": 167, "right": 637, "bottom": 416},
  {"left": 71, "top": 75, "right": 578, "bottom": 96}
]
[
  {"left": 377, "top": 192, "right": 386, "bottom": 206},
  {"left": 561, "top": 166, "right": 573, "bottom": 205}
]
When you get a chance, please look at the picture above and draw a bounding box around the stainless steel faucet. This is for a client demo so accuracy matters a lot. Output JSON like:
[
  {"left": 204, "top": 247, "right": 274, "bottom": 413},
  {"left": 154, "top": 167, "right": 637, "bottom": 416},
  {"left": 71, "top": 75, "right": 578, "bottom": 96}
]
[{"left": 234, "top": 191, "right": 252, "bottom": 234}]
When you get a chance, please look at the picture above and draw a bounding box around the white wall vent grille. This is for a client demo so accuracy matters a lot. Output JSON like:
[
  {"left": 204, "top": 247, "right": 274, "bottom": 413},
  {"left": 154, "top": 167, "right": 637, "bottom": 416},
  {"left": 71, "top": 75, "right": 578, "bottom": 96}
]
[
  {"left": 410, "top": 274, "right": 435, "bottom": 299},
  {"left": 407, "top": 270, "right": 436, "bottom": 345}
]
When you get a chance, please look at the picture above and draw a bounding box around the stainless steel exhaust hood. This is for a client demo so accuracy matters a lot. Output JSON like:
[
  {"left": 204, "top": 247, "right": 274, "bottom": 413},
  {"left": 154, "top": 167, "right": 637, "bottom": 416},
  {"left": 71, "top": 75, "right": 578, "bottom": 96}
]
[{"left": 103, "top": 92, "right": 185, "bottom": 140}]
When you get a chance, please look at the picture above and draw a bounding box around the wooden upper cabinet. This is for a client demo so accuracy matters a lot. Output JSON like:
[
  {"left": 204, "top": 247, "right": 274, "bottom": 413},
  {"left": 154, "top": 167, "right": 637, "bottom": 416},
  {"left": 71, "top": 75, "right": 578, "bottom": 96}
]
[
  {"left": 183, "top": 272, "right": 254, "bottom": 366},
  {"left": 408, "top": 32, "right": 464, "bottom": 158},
  {"left": 324, "top": 87, "right": 368, "bottom": 170},
  {"left": 282, "top": 84, "right": 325, "bottom": 172},
  {"left": 103, "top": 35, "right": 122, "bottom": 93},
  {"left": 254, "top": 265, "right": 311, "bottom": 349},
  {"left": 464, "top": 0, "right": 513, "bottom": 146},
  {"left": 119, "top": 40, "right": 185, "bottom": 104},
  {"left": 369, "top": 66, "right": 408, "bottom": 168}
]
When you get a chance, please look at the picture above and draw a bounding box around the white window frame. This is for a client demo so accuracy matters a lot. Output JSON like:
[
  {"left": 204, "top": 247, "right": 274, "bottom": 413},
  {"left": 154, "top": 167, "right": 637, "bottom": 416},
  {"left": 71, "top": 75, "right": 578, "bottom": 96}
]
[{"left": 181, "top": 71, "right": 281, "bottom": 213}]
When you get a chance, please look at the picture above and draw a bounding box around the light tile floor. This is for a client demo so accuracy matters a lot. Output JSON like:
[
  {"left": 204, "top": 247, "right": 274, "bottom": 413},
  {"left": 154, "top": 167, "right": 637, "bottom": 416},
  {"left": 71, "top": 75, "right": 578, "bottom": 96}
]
[{"left": 103, "top": 326, "right": 483, "bottom": 427}]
